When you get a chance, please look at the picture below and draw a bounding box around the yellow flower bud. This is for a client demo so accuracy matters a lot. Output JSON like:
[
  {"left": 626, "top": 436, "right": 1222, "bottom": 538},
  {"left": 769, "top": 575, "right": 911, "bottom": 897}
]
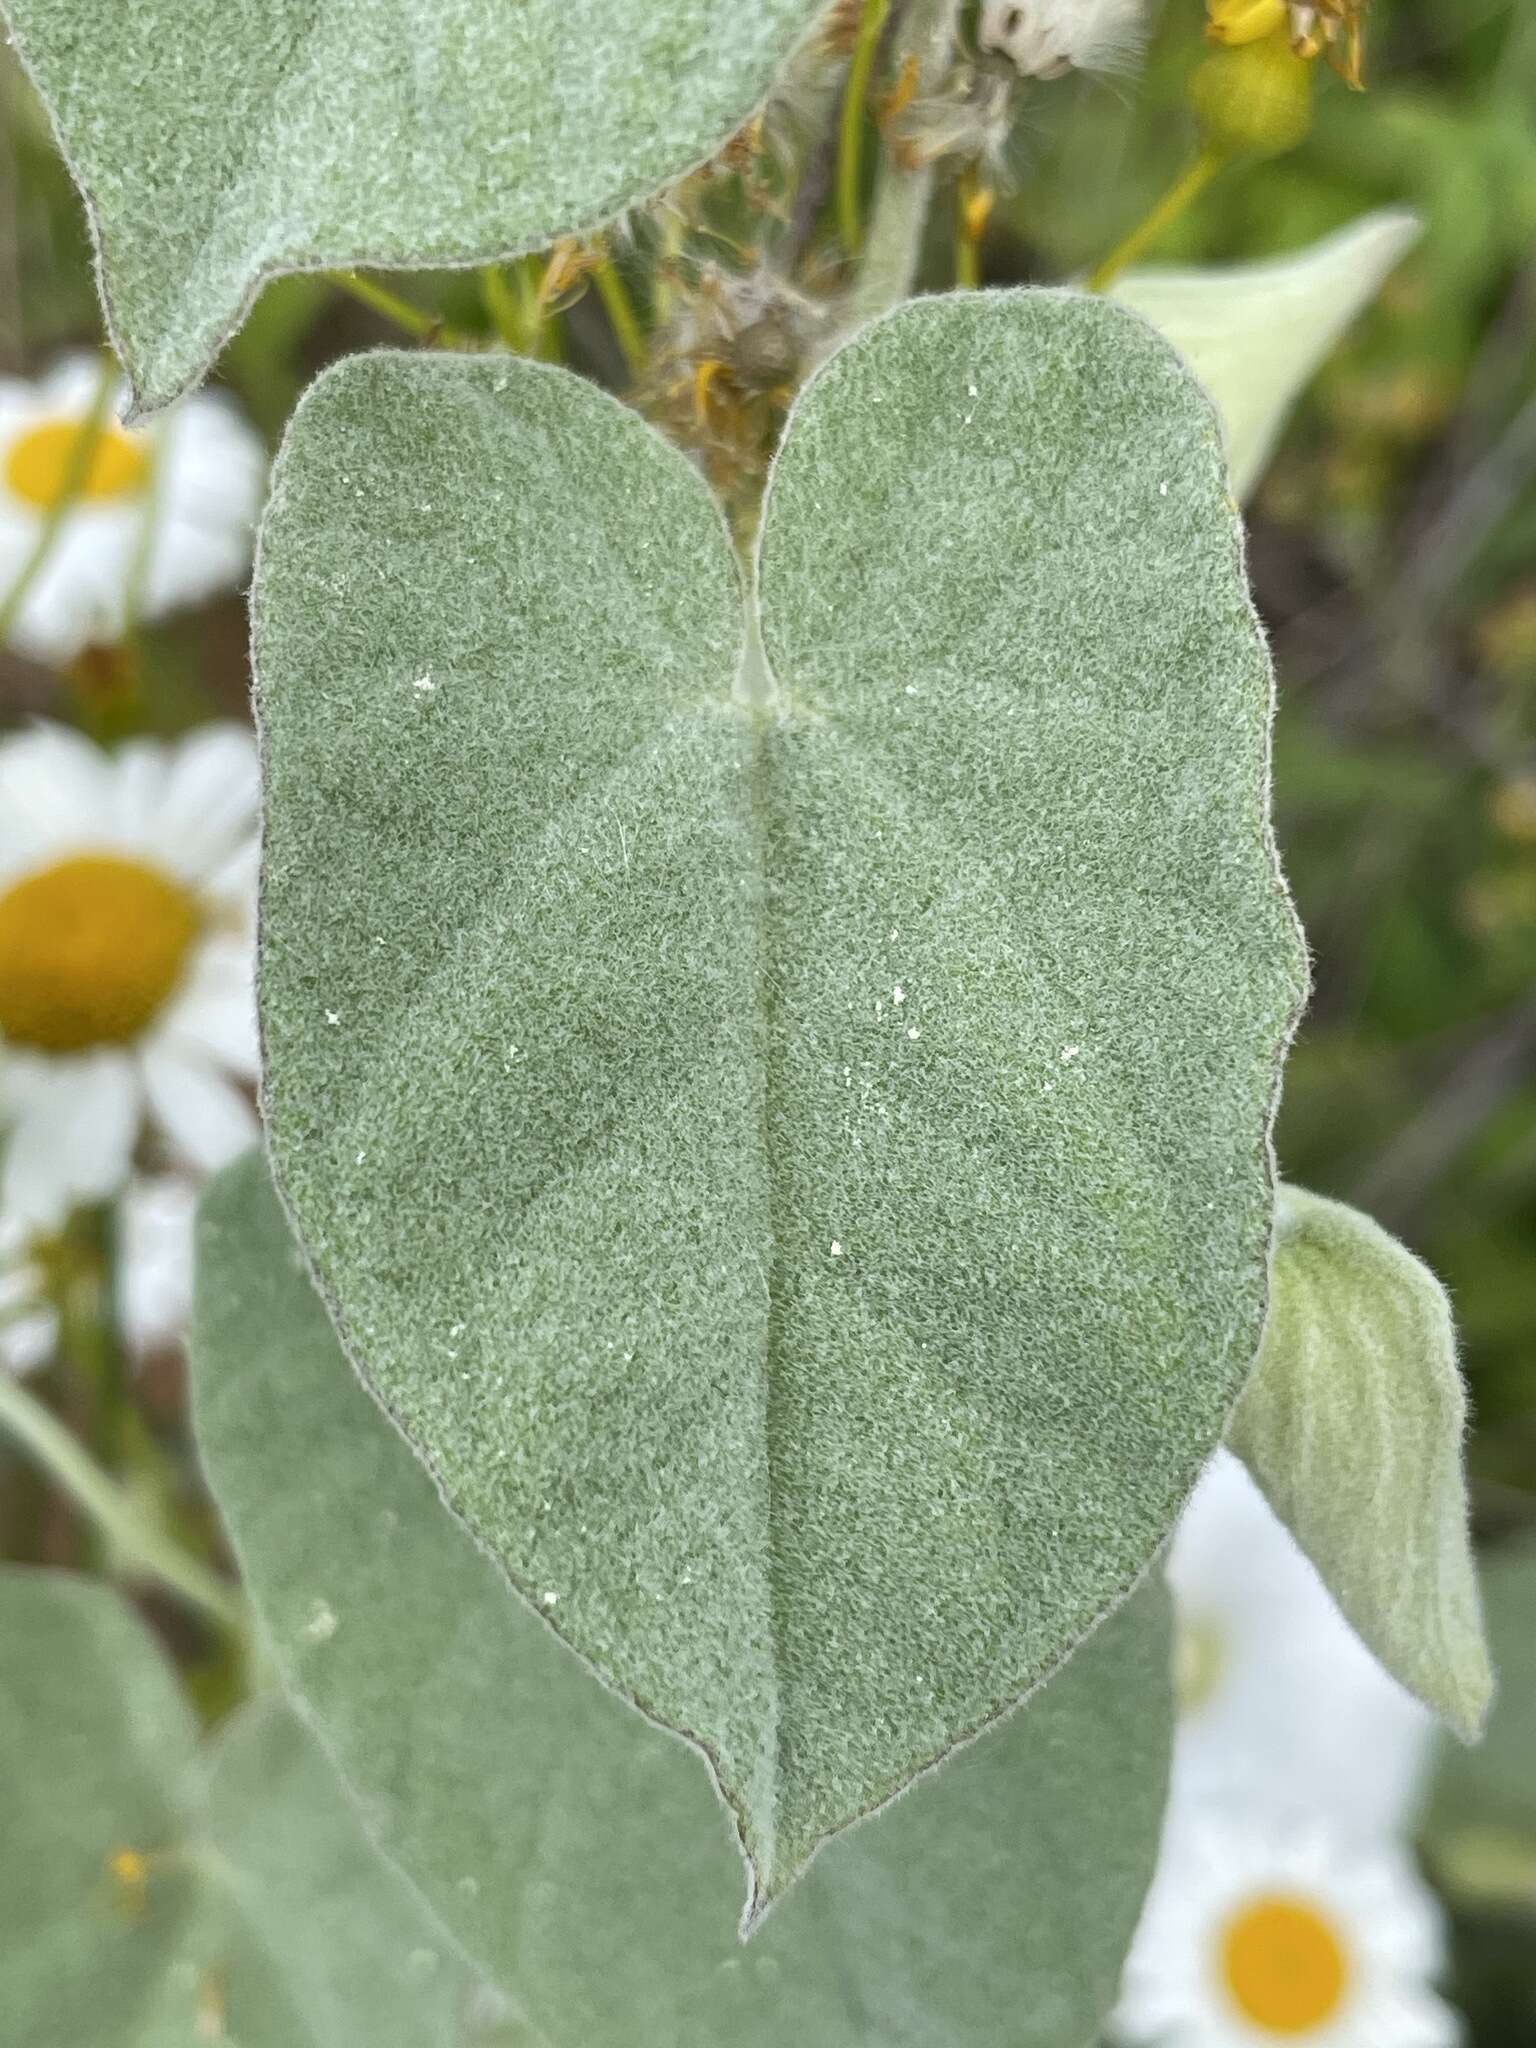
[
  {"left": 1205, "top": 0, "right": 1287, "bottom": 46},
  {"left": 1188, "top": 26, "right": 1313, "bottom": 157}
]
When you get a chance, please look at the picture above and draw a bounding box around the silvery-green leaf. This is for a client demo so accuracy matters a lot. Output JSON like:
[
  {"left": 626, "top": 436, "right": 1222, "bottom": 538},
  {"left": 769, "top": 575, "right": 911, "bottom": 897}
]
[
  {"left": 0, "top": 1567, "right": 478, "bottom": 2045},
  {"left": 2, "top": 0, "right": 821, "bottom": 413},
  {"left": 252, "top": 290, "right": 1305, "bottom": 1906},
  {"left": 192, "top": 1150, "right": 1175, "bottom": 2048},
  {"left": 1111, "top": 210, "right": 1422, "bottom": 496},
  {"left": 0, "top": 1569, "right": 197, "bottom": 2047},
  {"left": 1230, "top": 1184, "right": 1492, "bottom": 1742}
]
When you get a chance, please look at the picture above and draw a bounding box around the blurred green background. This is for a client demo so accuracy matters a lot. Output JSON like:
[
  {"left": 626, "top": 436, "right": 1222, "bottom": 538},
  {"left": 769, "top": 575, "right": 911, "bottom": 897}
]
[{"left": 1, "top": 0, "right": 1532, "bottom": 2036}]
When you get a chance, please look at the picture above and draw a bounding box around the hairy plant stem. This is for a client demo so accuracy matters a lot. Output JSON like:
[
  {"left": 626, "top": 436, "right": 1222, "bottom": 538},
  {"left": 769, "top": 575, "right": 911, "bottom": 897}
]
[
  {"left": 592, "top": 254, "right": 646, "bottom": 379},
  {"left": 843, "top": 0, "right": 963, "bottom": 328},
  {"left": 837, "top": 0, "right": 892, "bottom": 258},
  {"left": 0, "top": 1370, "right": 245, "bottom": 1635},
  {"left": 480, "top": 262, "right": 529, "bottom": 351},
  {"left": 0, "top": 349, "right": 115, "bottom": 646},
  {"left": 55, "top": 1202, "right": 126, "bottom": 1472}
]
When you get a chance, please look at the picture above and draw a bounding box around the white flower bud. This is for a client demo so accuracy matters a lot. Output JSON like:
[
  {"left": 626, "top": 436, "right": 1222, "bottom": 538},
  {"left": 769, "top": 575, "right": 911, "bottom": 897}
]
[{"left": 978, "top": 0, "right": 1146, "bottom": 79}]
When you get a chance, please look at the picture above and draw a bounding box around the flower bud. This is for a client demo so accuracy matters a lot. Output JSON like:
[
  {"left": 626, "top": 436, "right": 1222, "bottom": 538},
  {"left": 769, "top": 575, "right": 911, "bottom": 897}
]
[{"left": 1188, "top": 27, "right": 1313, "bottom": 157}]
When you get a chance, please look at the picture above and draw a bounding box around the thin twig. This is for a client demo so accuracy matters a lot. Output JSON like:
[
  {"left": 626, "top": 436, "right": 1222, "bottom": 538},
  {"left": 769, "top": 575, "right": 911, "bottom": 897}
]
[
  {"left": 0, "top": 352, "right": 116, "bottom": 648},
  {"left": 0, "top": 1371, "right": 246, "bottom": 1636}
]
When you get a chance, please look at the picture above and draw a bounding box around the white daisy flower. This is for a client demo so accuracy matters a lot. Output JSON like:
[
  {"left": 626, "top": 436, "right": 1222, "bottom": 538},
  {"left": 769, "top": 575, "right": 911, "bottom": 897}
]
[
  {"left": 0, "top": 354, "right": 265, "bottom": 665},
  {"left": 1113, "top": 1814, "right": 1461, "bottom": 2046},
  {"left": 979, "top": 0, "right": 1147, "bottom": 78},
  {"left": 0, "top": 1176, "right": 197, "bottom": 1375},
  {"left": 0, "top": 722, "right": 260, "bottom": 1227},
  {"left": 1168, "top": 1450, "right": 1434, "bottom": 1841}
]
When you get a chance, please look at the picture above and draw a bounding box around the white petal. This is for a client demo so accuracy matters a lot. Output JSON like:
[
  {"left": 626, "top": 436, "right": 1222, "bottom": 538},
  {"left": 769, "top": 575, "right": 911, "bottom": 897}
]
[
  {"left": 141, "top": 1041, "right": 257, "bottom": 1172},
  {"left": 138, "top": 394, "right": 265, "bottom": 618},
  {"left": 158, "top": 935, "right": 258, "bottom": 1075},
  {"left": 147, "top": 724, "right": 260, "bottom": 881},
  {"left": 0, "top": 1049, "right": 140, "bottom": 1227},
  {"left": 38, "top": 352, "right": 130, "bottom": 416},
  {"left": 3, "top": 506, "right": 142, "bottom": 663},
  {"left": 117, "top": 1176, "right": 196, "bottom": 1353},
  {"left": 1167, "top": 1449, "right": 1434, "bottom": 1840},
  {"left": 106, "top": 740, "right": 173, "bottom": 849},
  {"left": 207, "top": 832, "right": 260, "bottom": 905},
  {"left": 0, "top": 723, "right": 115, "bottom": 872},
  {"left": 1, "top": 1304, "right": 59, "bottom": 1376}
]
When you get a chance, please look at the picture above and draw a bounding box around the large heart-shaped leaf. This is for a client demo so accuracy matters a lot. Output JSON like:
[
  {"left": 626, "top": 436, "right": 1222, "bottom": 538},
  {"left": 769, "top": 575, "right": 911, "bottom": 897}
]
[
  {"left": 193, "top": 1150, "right": 1175, "bottom": 2048},
  {"left": 0, "top": 1568, "right": 486, "bottom": 2046},
  {"left": 3, "top": 0, "right": 821, "bottom": 413},
  {"left": 252, "top": 289, "right": 1306, "bottom": 1907}
]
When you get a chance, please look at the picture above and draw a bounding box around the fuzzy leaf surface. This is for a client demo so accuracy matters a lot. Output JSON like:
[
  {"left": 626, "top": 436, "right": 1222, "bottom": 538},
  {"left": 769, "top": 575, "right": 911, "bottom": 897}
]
[
  {"left": 0, "top": 1568, "right": 479, "bottom": 2045},
  {"left": 1230, "top": 1185, "right": 1492, "bottom": 1741},
  {"left": 2, "top": 0, "right": 819, "bottom": 413},
  {"left": 193, "top": 1150, "right": 1174, "bottom": 2048},
  {"left": 1112, "top": 210, "right": 1421, "bottom": 496},
  {"left": 253, "top": 293, "right": 1305, "bottom": 1904}
]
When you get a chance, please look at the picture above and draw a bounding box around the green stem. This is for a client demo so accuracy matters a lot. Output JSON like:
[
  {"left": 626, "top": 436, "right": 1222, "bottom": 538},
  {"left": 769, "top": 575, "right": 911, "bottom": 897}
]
[
  {"left": 1086, "top": 147, "right": 1229, "bottom": 292},
  {"left": 955, "top": 167, "right": 990, "bottom": 289},
  {"left": 0, "top": 1372, "right": 245, "bottom": 1636},
  {"left": 592, "top": 255, "right": 646, "bottom": 378},
  {"left": 56, "top": 1203, "right": 127, "bottom": 1471},
  {"left": 0, "top": 351, "right": 116, "bottom": 647},
  {"left": 330, "top": 270, "right": 471, "bottom": 349},
  {"left": 479, "top": 263, "right": 527, "bottom": 350},
  {"left": 843, "top": 0, "right": 963, "bottom": 328},
  {"left": 837, "top": 0, "right": 891, "bottom": 259}
]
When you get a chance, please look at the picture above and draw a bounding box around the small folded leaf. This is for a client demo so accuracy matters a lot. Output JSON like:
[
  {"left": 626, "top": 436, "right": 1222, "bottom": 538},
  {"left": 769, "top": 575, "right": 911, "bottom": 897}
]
[
  {"left": 1229, "top": 1184, "right": 1492, "bottom": 1741},
  {"left": 1111, "top": 210, "right": 1422, "bottom": 496},
  {"left": 192, "top": 1150, "right": 1176, "bottom": 2048},
  {"left": 4, "top": 0, "right": 820, "bottom": 413},
  {"left": 0, "top": 1567, "right": 479, "bottom": 2046},
  {"left": 253, "top": 292, "right": 1305, "bottom": 1906}
]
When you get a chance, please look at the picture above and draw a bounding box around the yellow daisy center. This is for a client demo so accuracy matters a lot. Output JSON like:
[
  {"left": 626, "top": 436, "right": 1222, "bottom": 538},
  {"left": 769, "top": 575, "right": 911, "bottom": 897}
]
[
  {"left": 0, "top": 853, "right": 200, "bottom": 1052},
  {"left": 1219, "top": 1892, "right": 1351, "bottom": 2034},
  {"left": 4, "top": 416, "right": 149, "bottom": 510}
]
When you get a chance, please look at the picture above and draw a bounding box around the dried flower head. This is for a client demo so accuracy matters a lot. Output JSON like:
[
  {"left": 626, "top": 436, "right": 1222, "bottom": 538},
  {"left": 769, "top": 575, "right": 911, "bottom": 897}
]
[
  {"left": 641, "top": 262, "right": 835, "bottom": 521},
  {"left": 978, "top": 0, "right": 1147, "bottom": 80},
  {"left": 883, "top": 59, "right": 1018, "bottom": 175}
]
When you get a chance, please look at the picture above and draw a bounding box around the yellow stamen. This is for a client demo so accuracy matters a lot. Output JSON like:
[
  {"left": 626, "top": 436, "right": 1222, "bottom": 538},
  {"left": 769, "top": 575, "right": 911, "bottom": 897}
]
[
  {"left": 108, "top": 1845, "right": 154, "bottom": 1921},
  {"left": 877, "top": 52, "right": 922, "bottom": 131},
  {"left": 5, "top": 417, "right": 148, "bottom": 511},
  {"left": 1206, "top": 0, "right": 1288, "bottom": 45},
  {"left": 1219, "top": 1892, "right": 1350, "bottom": 2034},
  {"left": 109, "top": 1847, "right": 149, "bottom": 1887},
  {"left": 693, "top": 359, "right": 725, "bottom": 427},
  {"left": 0, "top": 853, "right": 200, "bottom": 1052}
]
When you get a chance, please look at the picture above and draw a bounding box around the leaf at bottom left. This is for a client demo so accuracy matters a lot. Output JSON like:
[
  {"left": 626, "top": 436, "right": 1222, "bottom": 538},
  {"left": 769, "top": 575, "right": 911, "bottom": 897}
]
[{"left": 0, "top": 1567, "right": 503, "bottom": 2047}]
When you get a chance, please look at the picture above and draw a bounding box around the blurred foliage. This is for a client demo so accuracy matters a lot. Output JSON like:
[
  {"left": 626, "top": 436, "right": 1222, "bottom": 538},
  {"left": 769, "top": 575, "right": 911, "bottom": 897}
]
[{"left": 1, "top": 0, "right": 1532, "bottom": 2037}]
